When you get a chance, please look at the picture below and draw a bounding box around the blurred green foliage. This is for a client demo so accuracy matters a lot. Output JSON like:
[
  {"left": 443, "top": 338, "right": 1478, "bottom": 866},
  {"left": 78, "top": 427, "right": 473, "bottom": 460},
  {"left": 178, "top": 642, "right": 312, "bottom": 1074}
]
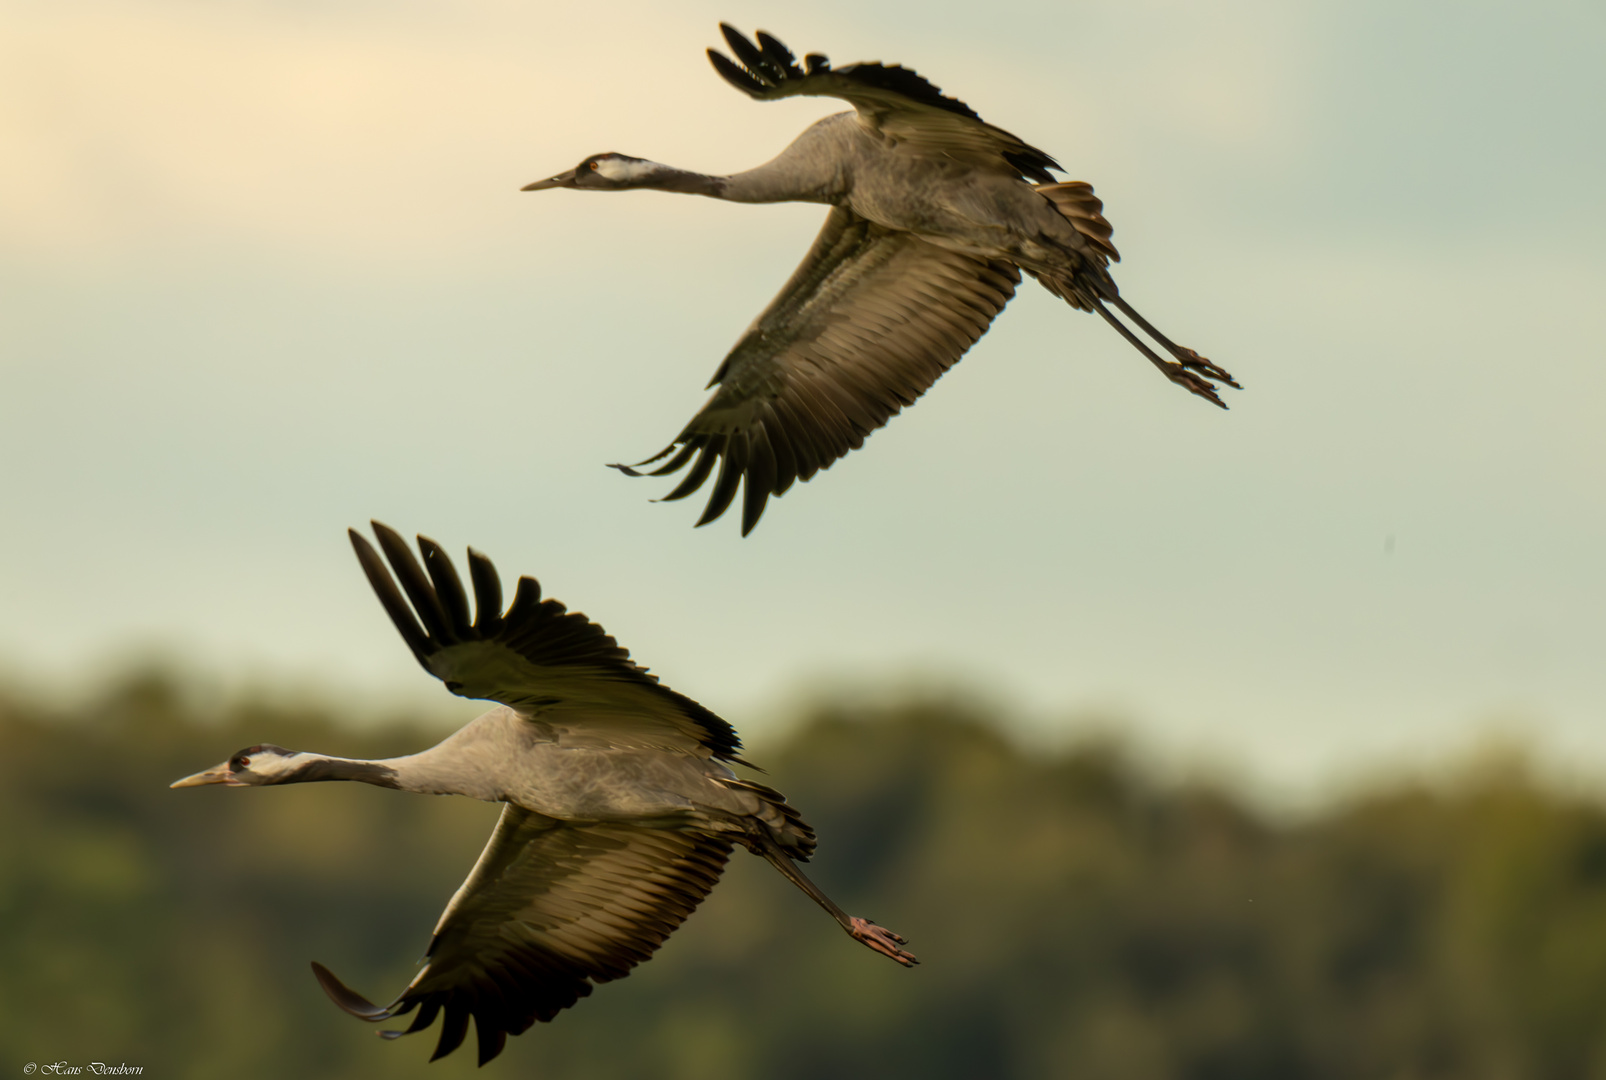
[{"left": 5, "top": 672, "right": 1606, "bottom": 1079}]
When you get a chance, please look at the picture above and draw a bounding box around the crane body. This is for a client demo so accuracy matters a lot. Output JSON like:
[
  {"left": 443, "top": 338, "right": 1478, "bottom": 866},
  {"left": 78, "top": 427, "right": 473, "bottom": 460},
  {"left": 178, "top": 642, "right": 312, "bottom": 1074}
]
[{"left": 192, "top": 706, "right": 799, "bottom": 829}]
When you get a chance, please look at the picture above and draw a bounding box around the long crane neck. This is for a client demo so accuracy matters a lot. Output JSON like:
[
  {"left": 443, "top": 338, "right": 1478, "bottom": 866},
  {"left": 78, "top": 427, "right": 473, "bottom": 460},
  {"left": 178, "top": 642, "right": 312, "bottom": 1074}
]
[
  {"left": 281, "top": 735, "right": 507, "bottom": 803},
  {"left": 630, "top": 165, "right": 726, "bottom": 198},
  {"left": 716, "top": 160, "right": 840, "bottom": 204},
  {"left": 628, "top": 117, "right": 852, "bottom": 205},
  {"left": 628, "top": 159, "right": 838, "bottom": 205},
  {"left": 373, "top": 740, "right": 506, "bottom": 801},
  {"left": 714, "top": 113, "right": 853, "bottom": 204}
]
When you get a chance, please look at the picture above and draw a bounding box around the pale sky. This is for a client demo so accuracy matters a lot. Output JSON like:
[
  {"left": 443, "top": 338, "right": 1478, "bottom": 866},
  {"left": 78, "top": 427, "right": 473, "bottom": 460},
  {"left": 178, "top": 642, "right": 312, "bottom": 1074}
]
[{"left": 3, "top": 0, "right": 1603, "bottom": 803}]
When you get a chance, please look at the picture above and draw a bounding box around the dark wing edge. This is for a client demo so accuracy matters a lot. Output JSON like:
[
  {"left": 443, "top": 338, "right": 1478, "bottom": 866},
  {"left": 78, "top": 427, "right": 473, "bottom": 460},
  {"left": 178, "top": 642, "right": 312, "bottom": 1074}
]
[
  {"left": 709, "top": 23, "right": 976, "bottom": 120},
  {"left": 349, "top": 524, "right": 747, "bottom": 761},
  {"left": 313, "top": 807, "right": 735, "bottom": 1065},
  {"left": 613, "top": 209, "right": 1020, "bottom": 535},
  {"left": 707, "top": 24, "right": 1060, "bottom": 183}
]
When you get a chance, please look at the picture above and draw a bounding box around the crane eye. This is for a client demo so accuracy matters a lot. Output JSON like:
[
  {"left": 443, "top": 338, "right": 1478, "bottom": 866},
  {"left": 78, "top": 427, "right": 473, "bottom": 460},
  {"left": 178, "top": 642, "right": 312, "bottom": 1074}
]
[
  {"left": 233, "top": 755, "right": 250, "bottom": 770},
  {"left": 588, "top": 160, "right": 599, "bottom": 170}
]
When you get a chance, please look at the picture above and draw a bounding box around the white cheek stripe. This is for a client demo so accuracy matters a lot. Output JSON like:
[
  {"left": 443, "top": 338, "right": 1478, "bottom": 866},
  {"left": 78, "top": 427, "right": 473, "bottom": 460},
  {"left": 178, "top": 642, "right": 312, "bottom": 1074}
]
[{"left": 595, "top": 157, "right": 655, "bottom": 181}]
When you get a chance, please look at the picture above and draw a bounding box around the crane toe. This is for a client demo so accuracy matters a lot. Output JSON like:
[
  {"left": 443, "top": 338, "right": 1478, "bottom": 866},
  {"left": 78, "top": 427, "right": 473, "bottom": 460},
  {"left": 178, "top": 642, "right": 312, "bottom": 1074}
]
[
  {"left": 1174, "top": 347, "right": 1242, "bottom": 391},
  {"left": 849, "top": 916, "right": 920, "bottom": 967},
  {"left": 1163, "top": 362, "right": 1233, "bottom": 408}
]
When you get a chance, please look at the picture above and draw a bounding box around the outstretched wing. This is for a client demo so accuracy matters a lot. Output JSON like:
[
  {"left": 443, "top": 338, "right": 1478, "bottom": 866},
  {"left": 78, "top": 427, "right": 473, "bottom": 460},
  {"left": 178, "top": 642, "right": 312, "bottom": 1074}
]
[
  {"left": 709, "top": 24, "right": 1060, "bottom": 183},
  {"left": 314, "top": 804, "right": 733, "bottom": 1065},
  {"left": 351, "top": 522, "right": 748, "bottom": 762},
  {"left": 616, "top": 207, "right": 1019, "bottom": 534}
]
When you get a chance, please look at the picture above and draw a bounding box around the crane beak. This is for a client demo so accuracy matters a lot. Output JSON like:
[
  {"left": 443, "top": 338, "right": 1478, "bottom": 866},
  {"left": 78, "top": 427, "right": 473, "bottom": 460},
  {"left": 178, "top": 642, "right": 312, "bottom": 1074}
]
[
  {"left": 170, "top": 763, "right": 244, "bottom": 788},
  {"left": 521, "top": 168, "right": 578, "bottom": 191}
]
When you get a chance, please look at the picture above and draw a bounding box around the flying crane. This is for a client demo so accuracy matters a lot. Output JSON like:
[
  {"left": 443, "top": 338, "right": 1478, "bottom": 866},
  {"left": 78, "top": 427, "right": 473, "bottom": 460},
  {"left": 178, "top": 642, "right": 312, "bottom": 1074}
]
[
  {"left": 526, "top": 24, "right": 1240, "bottom": 534},
  {"left": 172, "top": 523, "right": 915, "bottom": 1064}
]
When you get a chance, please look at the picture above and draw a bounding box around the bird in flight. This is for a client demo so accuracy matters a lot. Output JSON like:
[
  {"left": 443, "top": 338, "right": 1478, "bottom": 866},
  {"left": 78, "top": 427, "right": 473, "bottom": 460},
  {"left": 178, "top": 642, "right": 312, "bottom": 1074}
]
[
  {"left": 525, "top": 24, "right": 1240, "bottom": 535},
  {"left": 172, "top": 522, "right": 915, "bottom": 1064}
]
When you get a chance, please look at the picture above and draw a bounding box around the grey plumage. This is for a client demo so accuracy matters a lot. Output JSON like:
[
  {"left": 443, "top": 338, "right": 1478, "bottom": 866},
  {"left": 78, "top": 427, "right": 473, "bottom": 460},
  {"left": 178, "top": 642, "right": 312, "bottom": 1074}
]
[
  {"left": 172, "top": 522, "right": 915, "bottom": 1065},
  {"left": 526, "top": 24, "right": 1240, "bottom": 535}
]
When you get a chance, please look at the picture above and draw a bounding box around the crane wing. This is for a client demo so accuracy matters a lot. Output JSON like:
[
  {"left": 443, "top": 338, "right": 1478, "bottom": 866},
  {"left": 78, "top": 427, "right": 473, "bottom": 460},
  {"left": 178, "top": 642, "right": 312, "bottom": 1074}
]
[
  {"left": 313, "top": 803, "right": 733, "bottom": 1064},
  {"left": 709, "top": 24, "right": 1060, "bottom": 182},
  {"left": 350, "top": 523, "right": 749, "bottom": 763},
  {"left": 615, "top": 206, "right": 1020, "bottom": 534}
]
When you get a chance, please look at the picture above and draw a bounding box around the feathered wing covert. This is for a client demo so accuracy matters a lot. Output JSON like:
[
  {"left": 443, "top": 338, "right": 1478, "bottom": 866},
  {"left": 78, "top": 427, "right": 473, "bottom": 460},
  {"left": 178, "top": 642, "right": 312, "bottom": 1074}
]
[
  {"left": 352, "top": 521, "right": 749, "bottom": 762},
  {"left": 616, "top": 207, "right": 1021, "bottom": 535},
  {"left": 315, "top": 805, "right": 735, "bottom": 1064}
]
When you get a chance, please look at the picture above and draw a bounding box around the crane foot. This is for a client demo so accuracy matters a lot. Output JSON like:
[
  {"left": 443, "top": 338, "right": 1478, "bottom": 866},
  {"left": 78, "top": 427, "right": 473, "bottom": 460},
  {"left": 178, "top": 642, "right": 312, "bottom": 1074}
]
[
  {"left": 1174, "top": 347, "right": 1241, "bottom": 390},
  {"left": 1162, "top": 350, "right": 1237, "bottom": 408},
  {"left": 849, "top": 916, "right": 919, "bottom": 967}
]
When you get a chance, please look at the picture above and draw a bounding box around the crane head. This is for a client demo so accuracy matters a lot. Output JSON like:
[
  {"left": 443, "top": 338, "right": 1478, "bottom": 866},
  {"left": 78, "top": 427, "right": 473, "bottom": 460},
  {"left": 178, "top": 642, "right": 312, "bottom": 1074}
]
[
  {"left": 522, "top": 153, "right": 668, "bottom": 192},
  {"left": 170, "top": 744, "right": 300, "bottom": 788}
]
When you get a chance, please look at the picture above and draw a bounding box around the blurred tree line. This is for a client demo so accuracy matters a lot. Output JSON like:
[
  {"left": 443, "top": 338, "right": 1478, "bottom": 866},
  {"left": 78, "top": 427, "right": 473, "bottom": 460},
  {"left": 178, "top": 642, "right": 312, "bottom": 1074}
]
[{"left": 5, "top": 671, "right": 1606, "bottom": 1079}]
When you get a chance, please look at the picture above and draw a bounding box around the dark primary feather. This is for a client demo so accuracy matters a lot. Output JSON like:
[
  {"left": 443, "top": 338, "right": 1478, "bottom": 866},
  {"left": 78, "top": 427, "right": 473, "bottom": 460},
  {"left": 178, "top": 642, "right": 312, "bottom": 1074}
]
[
  {"left": 315, "top": 805, "right": 735, "bottom": 1065},
  {"left": 419, "top": 536, "right": 473, "bottom": 639},
  {"left": 373, "top": 525, "right": 458, "bottom": 645},
  {"left": 465, "top": 548, "right": 503, "bottom": 635},
  {"left": 708, "top": 24, "right": 1060, "bottom": 183},
  {"left": 615, "top": 208, "right": 1019, "bottom": 534},
  {"left": 833, "top": 61, "right": 983, "bottom": 122},
  {"left": 715, "top": 23, "right": 976, "bottom": 120},
  {"left": 350, "top": 523, "right": 747, "bottom": 762},
  {"left": 350, "top": 531, "right": 433, "bottom": 668}
]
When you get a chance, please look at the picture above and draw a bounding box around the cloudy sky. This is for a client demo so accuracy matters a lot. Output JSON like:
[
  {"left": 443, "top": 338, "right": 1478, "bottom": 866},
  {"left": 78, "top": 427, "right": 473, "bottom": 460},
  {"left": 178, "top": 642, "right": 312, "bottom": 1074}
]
[{"left": 4, "top": 0, "right": 1602, "bottom": 800}]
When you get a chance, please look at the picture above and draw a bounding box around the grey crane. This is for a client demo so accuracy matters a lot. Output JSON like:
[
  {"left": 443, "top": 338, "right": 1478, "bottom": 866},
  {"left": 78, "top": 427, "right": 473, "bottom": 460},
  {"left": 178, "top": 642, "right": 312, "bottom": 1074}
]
[
  {"left": 171, "top": 522, "right": 915, "bottom": 1065},
  {"left": 525, "top": 24, "right": 1240, "bottom": 535}
]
